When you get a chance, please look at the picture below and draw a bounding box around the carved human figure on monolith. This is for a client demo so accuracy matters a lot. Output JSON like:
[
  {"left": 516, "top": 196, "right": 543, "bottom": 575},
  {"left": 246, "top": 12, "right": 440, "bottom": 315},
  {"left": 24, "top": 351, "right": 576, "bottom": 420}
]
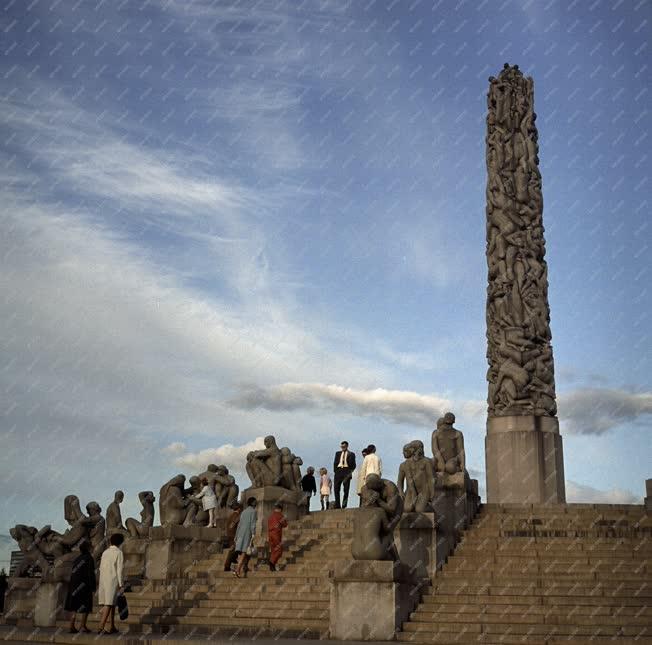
[
  {"left": 126, "top": 491, "right": 155, "bottom": 538},
  {"left": 159, "top": 474, "right": 192, "bottom": 526},
  {"left": 431, "top": 412, "right": 465, "bottom": 488},
  {"left": 352, "top": 474, "right": 403, "bottom": 561},
  {"left": 246, "top": 436, "right": 283, "bottom": 487},
  {"left": 397, "top": 440, "right": 435, "bottom": 512},
  {"left": 484, "top": 65, "right": 565, "bottom": 504},
  {"left": 106, "top": 491, "right": 126, "bottom": 535}
]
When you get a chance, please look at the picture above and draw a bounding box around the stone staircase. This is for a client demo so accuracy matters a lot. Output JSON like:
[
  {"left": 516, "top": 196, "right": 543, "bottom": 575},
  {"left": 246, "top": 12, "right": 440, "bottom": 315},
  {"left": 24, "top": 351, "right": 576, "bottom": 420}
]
[
  {"left": 398, "top": 503, "right": 652, "bottom": 644},
  {"left": 54, "top": 509, "right": 355, "bottom": 639}
]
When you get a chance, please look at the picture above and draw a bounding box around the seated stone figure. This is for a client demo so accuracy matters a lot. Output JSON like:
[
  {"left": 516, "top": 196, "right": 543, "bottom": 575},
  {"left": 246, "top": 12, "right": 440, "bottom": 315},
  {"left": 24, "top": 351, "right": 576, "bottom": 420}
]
[
  {"left": 353, "top": 474, "right": 403, "bottom": 561},
  {"left": 126, "top": 491, "right": 156, "bottom": 538},
  {"left": 431, "top": 412, "right": 466, "bottom": 488},
  {"left": 106, "top": 490, "right": 127, "bottom": 535},
  {"left": 397, "top": 440, "right": 436, "bottom": 513},
  {"left": 159, "top": 474, "right": 193, "bottom": 526},
  {"left": 246, "top": 436, "right": 283, "bottom": 488}
]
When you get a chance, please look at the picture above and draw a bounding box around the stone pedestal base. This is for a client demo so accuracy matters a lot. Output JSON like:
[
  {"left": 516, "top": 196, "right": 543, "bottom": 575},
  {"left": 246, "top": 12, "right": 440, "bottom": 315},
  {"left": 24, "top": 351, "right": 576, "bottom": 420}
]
[
  {"left": 123, "top": 536, "right": 148, "bottom": 580},
  {"left": 486, "top": 415, "right": 566, "bottom": 504},
  {"left": 34, "top": 581, "right": 65, "bottom": 627},
  {"left": 395, "top": 512, "right": 437, "bottom": 580},
  {"left": 145, "top": 525, "right": 223, "bottom": 580},
  {"left": 3, "top": 578, "right": 40, "bottom": 626},
  {"left": 241, "top": 486, "right": 305, "bottom": 538},
  {"left": 329, "top": 560, "right": 418, "bottom": 641},
  {"left": 432, "top": 487, "right": 471, "bottom": 568}
]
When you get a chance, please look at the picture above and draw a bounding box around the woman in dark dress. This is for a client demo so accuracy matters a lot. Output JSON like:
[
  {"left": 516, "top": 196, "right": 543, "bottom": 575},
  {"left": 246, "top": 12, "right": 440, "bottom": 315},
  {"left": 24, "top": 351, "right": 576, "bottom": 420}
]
[{"left": 64, "top": 540, "right": 96, "bottom": 633}]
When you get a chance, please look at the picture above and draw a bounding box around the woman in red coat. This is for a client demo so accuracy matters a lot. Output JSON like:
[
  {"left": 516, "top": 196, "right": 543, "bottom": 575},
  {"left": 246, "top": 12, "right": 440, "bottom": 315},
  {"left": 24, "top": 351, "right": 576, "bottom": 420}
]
[{"left": 267, "top": 503, "right": 288, "bottom": 571}]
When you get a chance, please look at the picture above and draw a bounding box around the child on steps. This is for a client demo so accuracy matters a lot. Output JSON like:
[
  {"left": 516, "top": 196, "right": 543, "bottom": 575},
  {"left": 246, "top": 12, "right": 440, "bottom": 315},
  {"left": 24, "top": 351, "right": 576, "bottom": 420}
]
[{"left": 319, "top": 467, "right": 332, "bottom": 510}]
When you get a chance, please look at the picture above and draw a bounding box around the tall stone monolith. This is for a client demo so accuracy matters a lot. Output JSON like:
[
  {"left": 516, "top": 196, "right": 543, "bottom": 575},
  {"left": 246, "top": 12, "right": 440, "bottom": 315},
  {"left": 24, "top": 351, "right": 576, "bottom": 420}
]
[{"left": 484, "top": 64, "right": 566, "bottom": 504}]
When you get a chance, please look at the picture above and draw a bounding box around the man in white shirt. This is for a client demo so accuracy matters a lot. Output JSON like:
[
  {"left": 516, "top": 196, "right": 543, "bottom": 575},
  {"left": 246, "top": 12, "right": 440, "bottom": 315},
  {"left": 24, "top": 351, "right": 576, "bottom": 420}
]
[
  {"left": 333, "top": 441, "right": 357, "bottom": 509},
  {"left": 357, "top": 444, "right": 382, "bottom": 495}
]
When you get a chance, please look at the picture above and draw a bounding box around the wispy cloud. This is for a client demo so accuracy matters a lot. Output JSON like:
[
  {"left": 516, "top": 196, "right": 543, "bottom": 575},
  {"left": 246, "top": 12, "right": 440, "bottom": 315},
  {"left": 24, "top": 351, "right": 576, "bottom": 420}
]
[
  {"left": 558, "top": 388, "right": 652, "bottom": 435},
  {"left": 227, "top": 382, "right": 454, "bottom": 427}
]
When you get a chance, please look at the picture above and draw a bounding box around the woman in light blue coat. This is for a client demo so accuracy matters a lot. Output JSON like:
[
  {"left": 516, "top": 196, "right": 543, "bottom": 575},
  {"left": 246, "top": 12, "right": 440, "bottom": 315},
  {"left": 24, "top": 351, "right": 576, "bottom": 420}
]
[{"left": 234, "top": 497, "right": 257, "bottom": 578}]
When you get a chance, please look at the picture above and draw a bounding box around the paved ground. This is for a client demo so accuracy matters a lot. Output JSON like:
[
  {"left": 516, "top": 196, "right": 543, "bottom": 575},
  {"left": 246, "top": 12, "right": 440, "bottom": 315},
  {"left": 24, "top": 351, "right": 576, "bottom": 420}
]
[{"left": 0, "top": 626, "right": 389, "bottom": 645}]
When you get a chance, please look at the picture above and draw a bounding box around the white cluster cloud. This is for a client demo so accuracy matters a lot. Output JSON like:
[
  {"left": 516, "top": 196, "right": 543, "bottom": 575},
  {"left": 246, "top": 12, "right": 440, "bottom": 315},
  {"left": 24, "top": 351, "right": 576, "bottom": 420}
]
[
  {"left": 559, "top": 388, "right": 652, "bottom": 435},
  {"left": 162, "top": 437, "right": 266, "bottom": 475},
  {"left": 227, "top": 382, "right": 454, "bottom": 427},
  {"left": 565, "top": 481, "right": 641, "bottom": 505}
]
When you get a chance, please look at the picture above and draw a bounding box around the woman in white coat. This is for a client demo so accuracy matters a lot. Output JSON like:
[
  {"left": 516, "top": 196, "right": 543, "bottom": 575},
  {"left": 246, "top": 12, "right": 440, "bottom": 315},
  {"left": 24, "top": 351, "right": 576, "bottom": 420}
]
[
  {"left": 356, "top": 444, "right": 382, "bottom": 495},
  {"left": 97, "top": 533, "right": 125, "bottom": 635}
]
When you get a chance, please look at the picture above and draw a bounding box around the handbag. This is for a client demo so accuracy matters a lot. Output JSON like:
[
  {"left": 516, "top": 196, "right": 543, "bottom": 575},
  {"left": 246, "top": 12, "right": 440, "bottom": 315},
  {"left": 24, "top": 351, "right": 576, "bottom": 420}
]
[
  {"left": 116, "top": 592, "right": 129, "bottom": 620},
  {"left": 245, "top": 540, "right": 256, "bottom": 556}
]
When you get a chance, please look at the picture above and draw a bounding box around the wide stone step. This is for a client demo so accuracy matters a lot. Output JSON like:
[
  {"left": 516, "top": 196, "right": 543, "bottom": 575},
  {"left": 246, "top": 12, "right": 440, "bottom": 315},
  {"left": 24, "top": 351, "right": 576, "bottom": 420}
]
[
  {"left": 140, "top": 614, "right": 329, "bottom": 630},
  {"left": 409, "top": 611, "right": 652, "bottom": 626},
  {"left": 421, "top": 593, "right": 651, "bottom": 607},
  {"left": 412, "top": 602, "right": 652, "bottom": 617},
  {"left": 143, "top": 605, "right": 328, "bottom": 620},
  {"left": 401, "top": 620, "right": 650, "bottom": 637},
  {"left": 186, "top": 589, "right": 329, "bottom": 601},
  {"left": 437, "top": 570, "right": 648, "bottom": 582},
  {"left": 397, "top": 633, "right": 652, "bottom": 644},
  {"left": 428, "top": 582, "right": 651, "bottom": 596}
]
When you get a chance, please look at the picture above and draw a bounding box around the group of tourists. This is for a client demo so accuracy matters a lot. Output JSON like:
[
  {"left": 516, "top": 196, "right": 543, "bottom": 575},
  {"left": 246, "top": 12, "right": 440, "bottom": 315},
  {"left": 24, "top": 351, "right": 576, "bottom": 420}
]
[
  {"left": 61, "top": 439, "right": 381, "bottom": 626},
  {"left": 297, "top": 441, "right": 382, "bottom": 510},
  {"left": 221, "top": 439, "right": 382, "bottom": 578}
]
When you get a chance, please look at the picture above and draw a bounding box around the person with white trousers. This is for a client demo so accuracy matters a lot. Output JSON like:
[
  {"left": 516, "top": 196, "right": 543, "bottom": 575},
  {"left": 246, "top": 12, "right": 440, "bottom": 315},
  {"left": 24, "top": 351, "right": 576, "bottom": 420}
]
[{"left": 357, "top": 444, "right": 382, "bottom": 495}]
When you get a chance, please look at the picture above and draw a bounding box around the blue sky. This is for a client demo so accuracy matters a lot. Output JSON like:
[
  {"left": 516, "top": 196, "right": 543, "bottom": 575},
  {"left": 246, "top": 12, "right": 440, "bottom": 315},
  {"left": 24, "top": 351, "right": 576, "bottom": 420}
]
[{"left": 0, "top": 0, "right": 650, "bottom": 565}]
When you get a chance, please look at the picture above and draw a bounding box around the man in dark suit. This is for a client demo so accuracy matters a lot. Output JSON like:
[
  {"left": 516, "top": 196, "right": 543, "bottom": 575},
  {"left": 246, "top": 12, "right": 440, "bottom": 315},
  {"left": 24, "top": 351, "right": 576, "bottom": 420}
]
[{"left": 333, "top": 441, "right": 356, "bottom": 509}]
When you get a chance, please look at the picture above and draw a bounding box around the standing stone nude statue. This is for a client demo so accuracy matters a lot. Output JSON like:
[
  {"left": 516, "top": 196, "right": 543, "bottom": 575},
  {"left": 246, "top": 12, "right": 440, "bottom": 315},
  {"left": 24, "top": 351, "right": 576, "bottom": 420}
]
[
  {"left": 245, "top": 436, "right": 283, "bottom": 488},
  {"left": 397, "top": 440, "right": 435, "bottom": 512},
  {"left": 126, "top": 491, "right": 155, "bottom": 538},
  {"left": 106, "top": 490, "right": 127, "bottom": 535},
  {"left": 431, "top": 412, "right": 466, "bottom": 488}
]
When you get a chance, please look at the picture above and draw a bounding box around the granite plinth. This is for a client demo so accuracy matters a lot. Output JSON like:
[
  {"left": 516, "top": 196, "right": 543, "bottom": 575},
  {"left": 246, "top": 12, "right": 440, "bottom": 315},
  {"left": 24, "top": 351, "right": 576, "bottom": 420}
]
[
  {"left": 145, "top": 524, "right": 223, "bottom": 580},
  {"left": 33, "top": 582, "right": 65, "bottom": 627},
  {"left": 431, "top": 479, "right": 480, "bottom": 568},
  {"left": 394, "top": 512, "right": 437, "bottom": 580},
  {"left": 329, "top": 560, "right": 420, "bottom": 641},
  {"left": 2, "top": 577, "right": 40, "bottom": 626},
  {"left": 485, "top": 415, "right": 566, "bottom": 504},
  {"left": 241, "top": 486, "right": 305, "bottom": 538}
]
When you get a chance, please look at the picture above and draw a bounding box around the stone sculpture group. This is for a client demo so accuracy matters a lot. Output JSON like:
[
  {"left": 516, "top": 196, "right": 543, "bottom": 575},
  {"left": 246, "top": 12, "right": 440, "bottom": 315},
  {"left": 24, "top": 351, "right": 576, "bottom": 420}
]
[
  {"left": 10, "top": 418, "right": 471, "bottom": 575},
  {"left": 354, "top": 412, "right": 471, "bottom": 560}
]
